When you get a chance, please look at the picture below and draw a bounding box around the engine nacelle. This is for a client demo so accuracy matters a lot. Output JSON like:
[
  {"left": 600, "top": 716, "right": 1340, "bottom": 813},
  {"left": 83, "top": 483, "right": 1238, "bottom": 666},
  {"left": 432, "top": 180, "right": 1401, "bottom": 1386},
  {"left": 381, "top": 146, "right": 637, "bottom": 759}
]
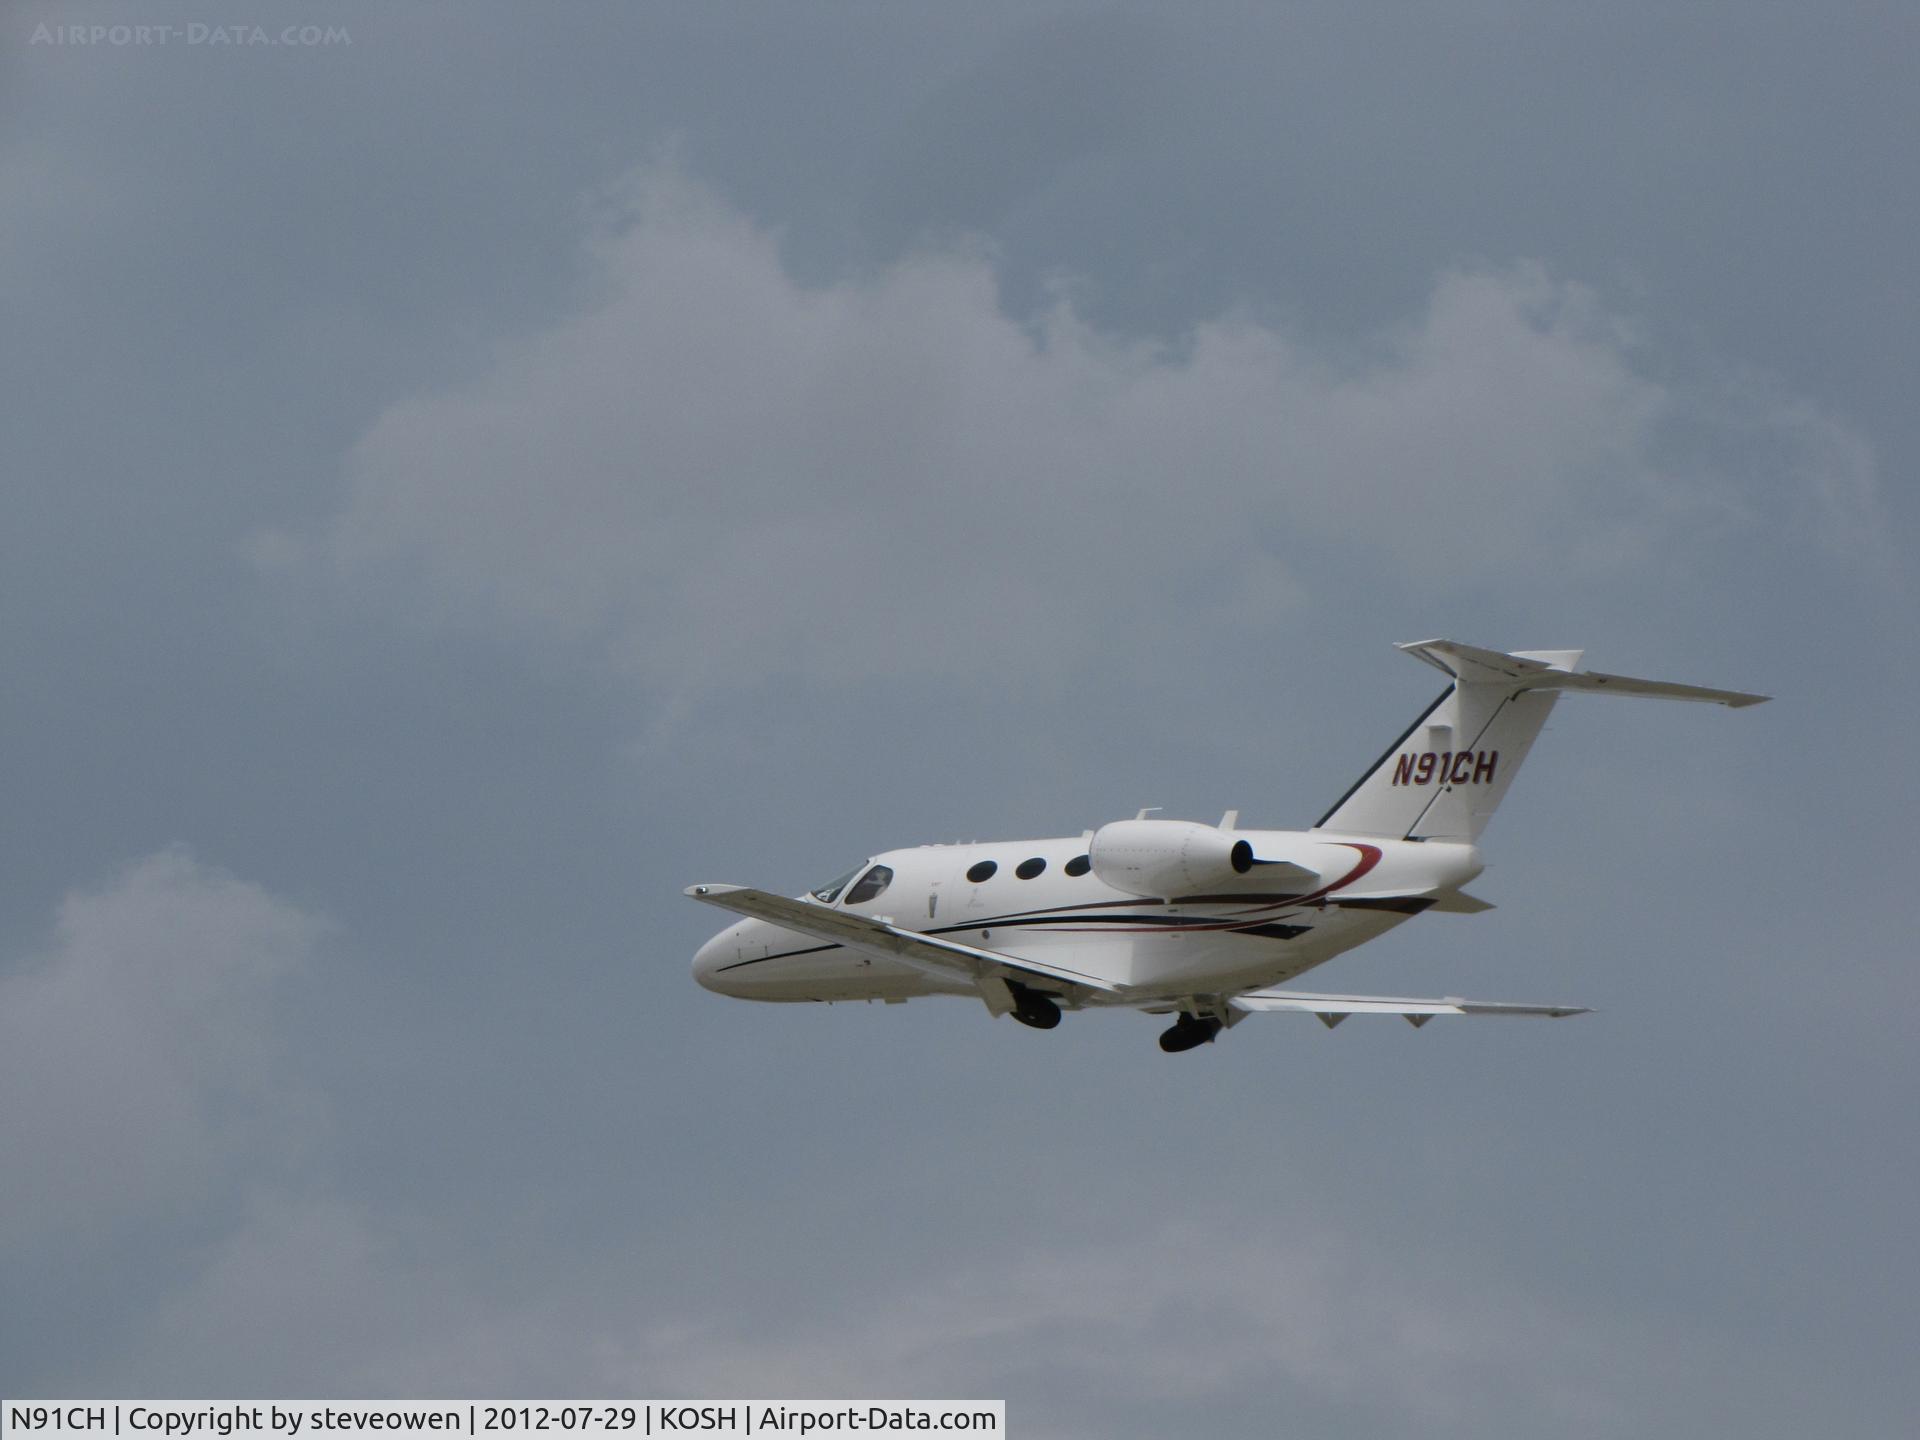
[{"left": 1088, "top": 819, "right": 1255, "bottom": 899}]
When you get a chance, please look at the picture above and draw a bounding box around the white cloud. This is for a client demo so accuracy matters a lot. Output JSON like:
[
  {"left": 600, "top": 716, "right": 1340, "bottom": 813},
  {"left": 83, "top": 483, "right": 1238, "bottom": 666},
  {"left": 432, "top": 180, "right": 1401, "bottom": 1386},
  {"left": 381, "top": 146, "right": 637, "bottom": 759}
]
[
  {"left": 0, "top": 854, "right": 1838, "bottom": 1433},
  {"left": 132, "top": 1202, "right": 1620, "bottom": 1431},
  {"left": 122, "top": 1192, "right": 542, "bottom": 1394},
  {"left": 588, "top": 1220, "right": 1622, "bottom": 1437},
  {"left": 0, "top": 847, "right": 325, "bottom": 1258},
  {"left": 278, "top": 165, "right": 1886, "bottom": 706}
]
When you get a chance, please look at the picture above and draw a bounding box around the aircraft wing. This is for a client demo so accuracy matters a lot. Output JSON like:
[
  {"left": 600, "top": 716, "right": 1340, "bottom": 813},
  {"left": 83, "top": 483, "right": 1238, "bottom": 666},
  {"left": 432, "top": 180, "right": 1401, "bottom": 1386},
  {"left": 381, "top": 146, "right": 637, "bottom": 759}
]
[
  {"left": 685, "top": 884, "right": 1126, "bottom": 996},
  {"left": 1232, "top": 988, "right": 1589, "bottom": 1028}
]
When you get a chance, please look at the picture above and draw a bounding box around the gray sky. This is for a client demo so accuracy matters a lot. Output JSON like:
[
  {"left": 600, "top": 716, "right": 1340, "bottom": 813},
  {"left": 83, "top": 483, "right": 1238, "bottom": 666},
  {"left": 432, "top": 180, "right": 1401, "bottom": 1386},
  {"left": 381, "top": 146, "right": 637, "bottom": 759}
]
[{"left": 4, "top": 3, "right": 1916, "bottom": 1435}]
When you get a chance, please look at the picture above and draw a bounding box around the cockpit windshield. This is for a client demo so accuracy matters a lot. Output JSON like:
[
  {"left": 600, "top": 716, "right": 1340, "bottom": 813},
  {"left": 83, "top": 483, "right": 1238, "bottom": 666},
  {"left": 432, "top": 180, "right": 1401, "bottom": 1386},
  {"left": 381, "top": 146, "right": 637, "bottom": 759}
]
[
  {"left": 844, "top": 864, "right": 894, "bottom": 905},
  {"left": 810, "top": 866, "right": 862, "bottom": 903}
]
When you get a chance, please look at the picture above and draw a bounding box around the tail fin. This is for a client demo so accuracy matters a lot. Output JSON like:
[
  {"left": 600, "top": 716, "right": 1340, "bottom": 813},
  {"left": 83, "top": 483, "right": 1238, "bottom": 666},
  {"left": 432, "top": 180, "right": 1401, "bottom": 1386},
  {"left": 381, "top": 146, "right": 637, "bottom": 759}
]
[{"left": 1313, "top": 640, "right": 1767, "bottom": 842}]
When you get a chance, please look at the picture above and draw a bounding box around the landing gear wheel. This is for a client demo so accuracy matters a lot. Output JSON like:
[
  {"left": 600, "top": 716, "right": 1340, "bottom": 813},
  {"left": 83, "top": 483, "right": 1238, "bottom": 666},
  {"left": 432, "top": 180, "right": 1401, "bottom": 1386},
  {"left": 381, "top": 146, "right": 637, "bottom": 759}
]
[
  {"left": 1007, "top": 982, "right": 1062, "bottom": 1030},
  {"left": 1158, "top": 1013, "right": 1223, "bottom": 1053}
]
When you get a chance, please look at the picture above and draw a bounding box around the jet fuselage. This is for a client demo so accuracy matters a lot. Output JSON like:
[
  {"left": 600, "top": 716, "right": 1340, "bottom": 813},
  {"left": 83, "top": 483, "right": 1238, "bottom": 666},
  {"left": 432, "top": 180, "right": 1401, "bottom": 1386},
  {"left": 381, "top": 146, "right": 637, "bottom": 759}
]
[{"left": 693, "top": 831, "right": 1483, "bottom": 1007}]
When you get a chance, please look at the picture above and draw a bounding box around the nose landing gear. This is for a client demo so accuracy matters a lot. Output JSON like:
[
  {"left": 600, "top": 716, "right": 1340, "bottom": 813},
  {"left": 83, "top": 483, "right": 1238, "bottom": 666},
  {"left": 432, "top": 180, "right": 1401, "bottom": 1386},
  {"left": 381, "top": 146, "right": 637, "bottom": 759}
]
[{"left": 1158, "top": 1012, "right": 1223, "bottom": 1053}]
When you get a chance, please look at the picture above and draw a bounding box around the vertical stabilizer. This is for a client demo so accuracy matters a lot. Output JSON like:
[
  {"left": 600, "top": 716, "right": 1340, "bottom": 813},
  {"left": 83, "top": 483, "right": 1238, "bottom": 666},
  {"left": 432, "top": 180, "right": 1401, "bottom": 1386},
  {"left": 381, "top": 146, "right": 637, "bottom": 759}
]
[{"left": 1312, "top": 678, "right": 1560, "bottom": 841}]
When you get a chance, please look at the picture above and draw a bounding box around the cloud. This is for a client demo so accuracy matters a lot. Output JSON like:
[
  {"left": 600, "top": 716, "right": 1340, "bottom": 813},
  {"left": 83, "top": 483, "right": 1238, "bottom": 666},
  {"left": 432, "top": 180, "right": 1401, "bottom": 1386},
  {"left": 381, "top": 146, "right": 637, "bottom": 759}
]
[
  {"left": 133, "top": 1202, "right": 1618, "bottom": 1432},
  {"left": 0, "top": 848, "right": 563, "bottom": 1395},
  {"left": 273, "top": 165, "right": 1885, "bottom": 707},
  {"left": 0, "top": 847, "right": 326, "bottom": 1261},
  {"left": 122, "top": 1191, "right": 530, "bottom": 1395},
  {"left": 586, "top": 1218, "right": 1631, "bottom": 1438},
  {"left": 0, "top": 855, "right": 1866, "bottom": 1436}
]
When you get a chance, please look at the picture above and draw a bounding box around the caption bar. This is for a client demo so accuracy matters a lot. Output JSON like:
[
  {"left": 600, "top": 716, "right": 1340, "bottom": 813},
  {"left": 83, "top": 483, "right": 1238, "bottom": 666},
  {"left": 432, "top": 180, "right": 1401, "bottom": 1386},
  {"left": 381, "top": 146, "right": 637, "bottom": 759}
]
[{"left": 4, "top": 1406, "right": 1002, "bottom": 1440}]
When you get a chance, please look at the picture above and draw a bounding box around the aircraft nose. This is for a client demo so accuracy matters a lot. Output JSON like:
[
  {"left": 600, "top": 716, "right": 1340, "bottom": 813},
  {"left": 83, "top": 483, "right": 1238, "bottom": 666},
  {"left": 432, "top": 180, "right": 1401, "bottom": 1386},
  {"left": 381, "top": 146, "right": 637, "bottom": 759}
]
[
  {"left": 692, "top": 932, "right": 728, "bottom": 992},
  {"left": 692, "top": 923, "right": 751, "bottom": 995}
]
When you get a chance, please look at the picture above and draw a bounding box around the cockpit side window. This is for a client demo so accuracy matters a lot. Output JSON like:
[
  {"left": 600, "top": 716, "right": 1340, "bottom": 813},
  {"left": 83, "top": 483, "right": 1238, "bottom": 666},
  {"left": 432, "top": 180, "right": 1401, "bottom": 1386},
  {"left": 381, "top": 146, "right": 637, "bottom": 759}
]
[
  {"left": 810, "top": 866, "right": 862, "bottom": 903},
  {"left": 844, "top": 864, "right": 894, "bottom": 905}
]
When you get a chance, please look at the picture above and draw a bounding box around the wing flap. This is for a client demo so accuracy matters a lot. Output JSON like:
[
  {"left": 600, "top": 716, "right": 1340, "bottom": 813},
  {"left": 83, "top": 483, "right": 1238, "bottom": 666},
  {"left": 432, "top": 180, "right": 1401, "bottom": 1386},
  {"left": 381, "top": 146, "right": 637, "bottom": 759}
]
[
  {"left": 685, "top": 884, "right": 1125, "bottom": 995},
  {"left": 1233, "top": 988, "right": 1589, "bottom": 1020}
]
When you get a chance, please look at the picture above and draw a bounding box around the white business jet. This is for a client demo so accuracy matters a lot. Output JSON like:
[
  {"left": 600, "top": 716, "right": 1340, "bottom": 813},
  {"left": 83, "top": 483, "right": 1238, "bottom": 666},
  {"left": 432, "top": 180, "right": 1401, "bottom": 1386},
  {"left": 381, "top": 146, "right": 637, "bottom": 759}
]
[{"left": 689, "top": 640, "right": 1765, "bottom": 1052}]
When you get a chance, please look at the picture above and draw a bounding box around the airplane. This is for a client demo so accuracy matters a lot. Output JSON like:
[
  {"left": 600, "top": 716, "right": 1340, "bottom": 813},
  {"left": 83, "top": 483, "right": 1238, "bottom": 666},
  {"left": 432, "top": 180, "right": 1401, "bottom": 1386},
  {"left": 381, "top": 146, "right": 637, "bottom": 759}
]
[{"left": 688, "top": 640, "right": 1766, "bottom": 1053}]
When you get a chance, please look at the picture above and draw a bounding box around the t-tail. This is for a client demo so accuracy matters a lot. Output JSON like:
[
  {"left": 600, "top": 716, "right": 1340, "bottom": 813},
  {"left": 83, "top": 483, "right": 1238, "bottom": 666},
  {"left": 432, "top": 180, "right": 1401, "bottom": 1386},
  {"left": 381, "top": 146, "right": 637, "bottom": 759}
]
[{"left": 1312, "top": 640, "right": 1767, "bottom": 843}]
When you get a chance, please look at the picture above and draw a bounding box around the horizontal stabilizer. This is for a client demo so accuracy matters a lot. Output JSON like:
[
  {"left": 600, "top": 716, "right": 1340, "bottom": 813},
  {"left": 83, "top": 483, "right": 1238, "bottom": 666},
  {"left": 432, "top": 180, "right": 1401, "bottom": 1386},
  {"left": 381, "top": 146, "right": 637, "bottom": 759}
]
[
  {"left": 1329, "top": 886, "right": 1496, "bottom": 914},
  {"left": 685, "top": 884, "right": 1124, "bottom": 995},
  {"left": 1545, "top": 666, "right": 1769, "bottom": 707},
  {"left": 1397, "top": 639, "right": 1768, "bottom": 707},
  {"left": 1430, "top": 888, "right": 1496, "bottom": 914},
  {"left": 1233, "top": 988, "right": 1589, "bottom": 1022}
]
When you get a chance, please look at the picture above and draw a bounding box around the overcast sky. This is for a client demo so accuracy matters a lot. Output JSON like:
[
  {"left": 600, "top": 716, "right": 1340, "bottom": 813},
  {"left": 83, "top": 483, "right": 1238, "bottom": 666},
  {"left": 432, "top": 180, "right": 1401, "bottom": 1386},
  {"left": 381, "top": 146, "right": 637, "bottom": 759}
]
[{"left": 4, "top": 3, "right": 1917, "bottom": 1435}]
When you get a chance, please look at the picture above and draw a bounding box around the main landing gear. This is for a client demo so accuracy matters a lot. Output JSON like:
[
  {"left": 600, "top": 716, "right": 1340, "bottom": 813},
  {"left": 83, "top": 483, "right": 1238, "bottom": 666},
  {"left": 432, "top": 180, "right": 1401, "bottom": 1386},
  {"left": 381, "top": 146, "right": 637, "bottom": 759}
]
[
  {"left": 1159, "top": 1012, "right": 1223, "bottom": 1053},
  {"left": 1006, "top": 981, "right": 1062, "bottom": 1030}
]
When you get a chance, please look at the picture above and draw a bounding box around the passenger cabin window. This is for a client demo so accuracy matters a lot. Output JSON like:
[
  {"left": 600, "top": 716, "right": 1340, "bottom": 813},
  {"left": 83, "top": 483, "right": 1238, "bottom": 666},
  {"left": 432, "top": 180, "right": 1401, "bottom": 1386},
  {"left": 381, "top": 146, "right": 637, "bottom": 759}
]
[
  {"left": 966, "top": 860, "right": 997, "bottom": 883},
  {"left": 1064, "top": 854, "right": 1091, "bottom": 876},
  {"left": 1015, "top": 857, "right": 1046, "bottom": 879},
  {"left": 844, "top": 864, "right": 894, "bottom": 905},
  {"left": 810, "top": 866, "right": 861, "bottom": 903}
]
